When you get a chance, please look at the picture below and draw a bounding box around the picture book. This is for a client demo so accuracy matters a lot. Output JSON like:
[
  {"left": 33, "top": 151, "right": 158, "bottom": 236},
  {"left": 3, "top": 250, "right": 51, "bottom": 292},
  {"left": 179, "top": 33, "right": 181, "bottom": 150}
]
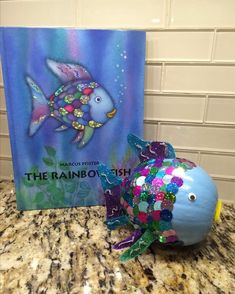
[{"left": 0, "top": 27, "right": 146, "bottom": 210}]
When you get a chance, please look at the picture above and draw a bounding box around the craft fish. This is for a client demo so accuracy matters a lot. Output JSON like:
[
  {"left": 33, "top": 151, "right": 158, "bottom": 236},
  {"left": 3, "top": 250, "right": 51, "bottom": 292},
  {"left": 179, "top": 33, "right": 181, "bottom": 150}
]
[
  {"left": 98, "top": 134, "right": 221, "bottom": 261},
  {"left": 26, "top": 59, "right": 116, "bottom": 147}
]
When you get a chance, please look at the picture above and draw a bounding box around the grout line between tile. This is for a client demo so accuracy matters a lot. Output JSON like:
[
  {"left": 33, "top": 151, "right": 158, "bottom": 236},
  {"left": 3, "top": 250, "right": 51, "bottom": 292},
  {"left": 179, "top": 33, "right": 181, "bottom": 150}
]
[
  {"left": 156, "top": 122, "right": 161, "bottom": 140},
  {"left": 146, "top": 60, "right": 235, "bottom": 66},
  {"left": 174, "top": 146, "right": 235, "bottom": 154},
  {"left": 75, "top": 0, "right": 80, "bottom": 27},
  {"left": 175, "top": 147, "right": 235, "bottom": 157},
  {"left": 196, "top": 151, "right": 201, "bottom": 164},
  {"left": 159, "top": 62, "right": 165, "bottom": 93},
  {"left": 210, "top": 29, "right": 217, "bottom": 62},
  {"left": 165, "top": 0, "right": 172, "bottom": 29},
  {"left": 144, "top": 91, "right": 206, "bottom": 97},
  {"left": 144, "top": 89, "right": 235, "bottom": 97},
  {"left": 0, "top": 155, "right": 12, "bottom": 161},
  {"left": 0, "top": 176, "right": 13, "bottom": 181},
  {"left": 144, "top": 27, "right": 235, "bottom": 32},
  {"left": 144, "top": 119, "right": 235, "bottom": 129},
  {"left": 73, "top": 27, "right": 235, "bottom": 32},
  {"left": 0, "top": 27, "right": 234, "bottom": 32},
  {"left": 76, "top": 0, "right": 82, "bottom": 27},
  {"left": 0, "top": 133, "right": 9, "bottom": 138},
  {"left": 212, "top": 176, "right": 235, "bottom": 182},
  {"left": 197, "top": 151, "right": 202, "bottom": 165},
  {"left": 202, "top": 94, "right": 209, "bottom": 124}
]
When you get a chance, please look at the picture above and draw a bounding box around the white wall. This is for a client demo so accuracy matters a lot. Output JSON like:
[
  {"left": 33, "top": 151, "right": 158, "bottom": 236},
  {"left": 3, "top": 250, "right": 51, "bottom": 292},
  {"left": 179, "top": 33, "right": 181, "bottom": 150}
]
[{"left": 1, "top": 0, "right": 235, "bottom": 201}]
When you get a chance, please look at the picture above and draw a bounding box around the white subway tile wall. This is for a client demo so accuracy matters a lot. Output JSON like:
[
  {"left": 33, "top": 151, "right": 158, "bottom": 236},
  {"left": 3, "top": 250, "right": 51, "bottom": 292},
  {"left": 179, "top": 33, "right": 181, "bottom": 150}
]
[
  {"left": 144, "top": 95, "right": 206, "bottom": 122},
  {"left": 78, "top": 0, "right": 166, "bottom": 29},
  {"left": 0, "top": 0, "right": 235, "bottom": 201},
  {"left": 200, "top": 153, "right": 235, "bottom": 179},
  {"left": 0, "top": 64, "right": 3, "bottom": 86},
  {"left": 214, "top": 32, "right": 235, "bottom": 61},
  {"left": 0, "top": 88, "right": 6, "bottom": 110},
  {"left": 145, "top": 65, "right": 162, "bottom": 92},
  {"left": 146, "top": 32, "right": 214, "bottom": 61},
  {"left": 163, "top": 65, "right": 235, "bottom": 94},
  {"left": 159, "top": 124, "right": 235, "bottom": 151},
  {"left": 170, "top": 0, "right": 235, "bottom": 28},
  {"left": 213, "top": 180, "right": 235, "bottom": 201},
  {"left": 1, "top": 136, "right": 11, "bottom": 157},
  {"left": 206, "top": 96, "right": 235, "bottom": 124},
  {"left": 0, "top": 0, "right": 78, "bottom": 27},
  {"left": 0, "top": 159, "right": 13, "bottom": 179},
  {"left": 0, "top": 113, "right": 9, "bottom": 135},
  {"left": 144, "top": 123, "right": 158, "bottom": 142}
]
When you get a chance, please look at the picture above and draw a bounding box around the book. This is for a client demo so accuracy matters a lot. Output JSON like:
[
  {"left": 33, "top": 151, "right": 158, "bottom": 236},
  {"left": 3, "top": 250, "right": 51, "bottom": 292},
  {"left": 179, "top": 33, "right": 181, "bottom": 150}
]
[{"left": 0, "top": 27, "right": 146, "bottom": 210}]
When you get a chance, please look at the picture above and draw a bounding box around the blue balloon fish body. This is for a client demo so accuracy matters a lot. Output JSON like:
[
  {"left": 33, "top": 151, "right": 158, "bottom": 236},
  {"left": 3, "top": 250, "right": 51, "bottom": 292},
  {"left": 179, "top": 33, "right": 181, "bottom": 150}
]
[{"left": 98, "top": 134, "right": 219, "bottom": 262}]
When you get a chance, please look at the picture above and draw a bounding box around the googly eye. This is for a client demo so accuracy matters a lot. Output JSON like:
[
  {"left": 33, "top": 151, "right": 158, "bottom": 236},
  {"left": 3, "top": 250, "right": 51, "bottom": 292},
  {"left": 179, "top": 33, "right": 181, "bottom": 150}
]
[
  {"left": 188, "top": 193, "right": 197, "bottom": 202},
  {"left": 95, "top": 96, "right": 102, "bottom": 103}
]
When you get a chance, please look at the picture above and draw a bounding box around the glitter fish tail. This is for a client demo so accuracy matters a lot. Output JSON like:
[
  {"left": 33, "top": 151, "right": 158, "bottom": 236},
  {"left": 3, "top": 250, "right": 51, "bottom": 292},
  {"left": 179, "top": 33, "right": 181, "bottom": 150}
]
[
  {"left": 26, "top": 59, "right": 116, "bottom": 148},
  {"left": 98, "top": 134, "right": 220, "bottom": 262}
]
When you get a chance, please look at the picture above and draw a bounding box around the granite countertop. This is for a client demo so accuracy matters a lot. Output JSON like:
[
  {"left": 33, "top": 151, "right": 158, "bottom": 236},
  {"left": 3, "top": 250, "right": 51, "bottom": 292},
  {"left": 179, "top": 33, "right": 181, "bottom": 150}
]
[{"left": 0, "top": 181, "right": 234, "bottom": 294}]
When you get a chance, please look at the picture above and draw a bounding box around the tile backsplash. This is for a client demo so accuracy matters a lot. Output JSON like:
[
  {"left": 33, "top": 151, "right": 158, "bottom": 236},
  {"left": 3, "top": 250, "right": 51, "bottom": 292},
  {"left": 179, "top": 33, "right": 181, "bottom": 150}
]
[{"left": 0, "top": 0, "right": 235, "bottom": 201}]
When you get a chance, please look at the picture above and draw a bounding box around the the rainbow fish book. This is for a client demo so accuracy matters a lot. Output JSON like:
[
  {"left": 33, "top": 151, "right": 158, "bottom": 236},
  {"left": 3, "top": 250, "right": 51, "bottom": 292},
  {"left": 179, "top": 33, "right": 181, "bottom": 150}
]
[{"left": 0, "top": 28, "right": 146, "bottom": 210}]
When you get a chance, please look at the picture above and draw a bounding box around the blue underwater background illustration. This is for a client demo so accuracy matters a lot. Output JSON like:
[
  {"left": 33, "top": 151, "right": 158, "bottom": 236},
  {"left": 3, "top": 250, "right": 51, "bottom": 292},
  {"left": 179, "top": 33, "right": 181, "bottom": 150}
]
[{"left": 0, "top": 28, "right": 146, "bottom": 210}]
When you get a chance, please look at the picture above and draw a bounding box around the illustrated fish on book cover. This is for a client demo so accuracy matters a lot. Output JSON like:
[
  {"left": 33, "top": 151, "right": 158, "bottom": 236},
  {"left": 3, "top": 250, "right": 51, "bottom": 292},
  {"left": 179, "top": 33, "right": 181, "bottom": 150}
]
[{"left": 27, "top": 59, "right": 116, "bottom": 148}]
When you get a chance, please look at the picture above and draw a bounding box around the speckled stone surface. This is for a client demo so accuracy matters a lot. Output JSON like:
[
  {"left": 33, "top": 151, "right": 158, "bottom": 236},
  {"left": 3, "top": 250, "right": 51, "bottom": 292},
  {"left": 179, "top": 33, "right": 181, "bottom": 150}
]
[{"left": 0, "top": 180, "right": 234, "bottom": 294}]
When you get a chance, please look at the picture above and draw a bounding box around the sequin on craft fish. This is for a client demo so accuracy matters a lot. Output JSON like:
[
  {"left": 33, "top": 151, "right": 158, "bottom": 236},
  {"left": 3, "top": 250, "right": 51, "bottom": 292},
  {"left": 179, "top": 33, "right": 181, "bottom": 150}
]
[
  {"left": 26, "top": 59, "right": 116, "bottom": 148},
  {"left": 98, "top": 134, "right": 220, "bottom": 262}
]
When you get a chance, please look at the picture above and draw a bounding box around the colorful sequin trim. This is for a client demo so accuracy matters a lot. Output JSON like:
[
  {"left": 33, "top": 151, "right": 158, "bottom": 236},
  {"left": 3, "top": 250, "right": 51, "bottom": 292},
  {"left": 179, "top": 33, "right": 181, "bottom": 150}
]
[
  {"left": 47, "top": 81, "right": 102, "bottom": 130},
  {"left": 120, "top": 158, "right": 196, "bottom": 244},
  {"left": 72, "top": 121, "right": 84, "bottom": 130},
  {"left": 89, "top": 120, "right": 103, "bottom": 128},
  {"left": 77, "top": 81, "right": 99, "bottom": 92}
]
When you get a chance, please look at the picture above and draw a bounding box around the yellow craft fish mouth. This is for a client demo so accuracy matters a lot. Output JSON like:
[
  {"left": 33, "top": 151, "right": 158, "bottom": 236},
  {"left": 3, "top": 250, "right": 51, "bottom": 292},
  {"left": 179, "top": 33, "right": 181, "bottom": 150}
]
[
  {"left": 106, "top": 108, "right": 117, "bottom": 118},
  {"left": 214, "top": 199, "right": 222, "bottom": 223}
]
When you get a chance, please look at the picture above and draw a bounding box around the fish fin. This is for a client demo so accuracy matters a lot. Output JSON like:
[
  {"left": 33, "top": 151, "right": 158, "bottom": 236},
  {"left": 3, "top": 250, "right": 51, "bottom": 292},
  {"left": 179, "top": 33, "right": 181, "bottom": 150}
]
[
  {"left": 73, "top": 131, "right": 84, "bottom": 143},
  {"left": 55, "top": 125, "right": 68, "bottom": 132},
  {"left": 127, "top": 133, "right": 150, "bottom": 156},
  {"left": 104, "top": 187, "right": 122, "bottom": 219},
  {"left": 47, "top": 59, "right": 92, "bottom": 83},
  {"left": 77, "top": 126, "right": 94, "bottom": 148},
  {"left": 104, "top": 215, "right": 129, "bottom": 230},
  {"left": 98, "top": 164, "right": 123, "bottom": 218},
  {"left": 214, "top": 199, "right": 222, "bottom": 223},
  {"left": 128, "top": 133, "right": 176, "bottom": 162},
  {"left": 98, "top": 164, "right": 122, "bottom": 190},
  {"left": 165, "top": 143, "right": 176, "bottom": 159},
  {"left": 26, "top": 76, "right": 49, "bottom": 136},
  {"left": 119, "top": 229, "right": 156, "bottom": 262},
  {"left": 113, "top": 229, "right": 143, "bottom": 250},
  {"left": 143, "top": 141, "right": 176, "bottom": 161}
]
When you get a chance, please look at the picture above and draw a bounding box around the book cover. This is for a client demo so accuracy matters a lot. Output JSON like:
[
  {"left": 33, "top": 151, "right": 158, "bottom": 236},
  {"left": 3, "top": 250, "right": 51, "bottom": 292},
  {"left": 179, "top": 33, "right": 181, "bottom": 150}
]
[{"left": 0, "top": 27, "right": 146, "bottom": 210}]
